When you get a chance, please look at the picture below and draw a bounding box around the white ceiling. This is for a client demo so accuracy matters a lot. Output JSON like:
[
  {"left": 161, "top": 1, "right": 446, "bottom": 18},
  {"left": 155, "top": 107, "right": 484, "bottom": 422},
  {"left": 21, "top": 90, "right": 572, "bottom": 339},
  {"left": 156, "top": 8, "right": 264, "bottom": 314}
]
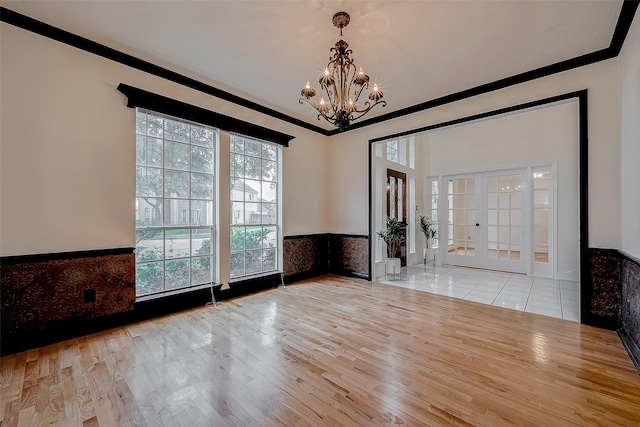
[{"left": 2, "top": 1, "right": 624, "bottom": 131}]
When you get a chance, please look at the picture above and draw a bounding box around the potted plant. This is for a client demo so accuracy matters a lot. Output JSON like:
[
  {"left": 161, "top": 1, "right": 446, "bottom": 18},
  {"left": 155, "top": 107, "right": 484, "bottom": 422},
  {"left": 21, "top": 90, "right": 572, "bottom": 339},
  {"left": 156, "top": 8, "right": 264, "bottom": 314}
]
[
  {"left": 376, "top": 217, "right": 406, "bottom": 274},
  {"left": 418, "top": 215, "right": 437, "bottom": 264}
]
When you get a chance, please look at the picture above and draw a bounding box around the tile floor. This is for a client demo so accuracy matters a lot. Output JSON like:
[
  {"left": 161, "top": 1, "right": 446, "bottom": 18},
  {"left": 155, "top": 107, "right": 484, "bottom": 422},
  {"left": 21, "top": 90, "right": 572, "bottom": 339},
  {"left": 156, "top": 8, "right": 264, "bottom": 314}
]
[{"left": 376, "top": 264, "right": 580, "bottom": 321}]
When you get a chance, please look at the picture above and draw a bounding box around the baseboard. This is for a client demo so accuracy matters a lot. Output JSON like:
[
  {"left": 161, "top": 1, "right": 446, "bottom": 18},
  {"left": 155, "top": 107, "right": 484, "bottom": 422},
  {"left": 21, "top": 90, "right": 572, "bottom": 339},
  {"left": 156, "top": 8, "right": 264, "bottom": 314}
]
[
  {"left": 221, "top": 273, "right": 282, "bottom": 299},
  {"left": 0, "top": 285, "right": 213, "bottom": 356},
  {"left": 1, "top": 311, "right": 134, "bottom": 356},
  {"left": 583, "top": 313, "right": 619, "bottom": 331},
  {"left": 285, "top": 269, "right": 328, "bottom": 284},
  {"left": 618, "top": 327, "right": 640, "bottom": 375},
  {"left": 332, "top": 269, "right": 369, "bottom": 280}
]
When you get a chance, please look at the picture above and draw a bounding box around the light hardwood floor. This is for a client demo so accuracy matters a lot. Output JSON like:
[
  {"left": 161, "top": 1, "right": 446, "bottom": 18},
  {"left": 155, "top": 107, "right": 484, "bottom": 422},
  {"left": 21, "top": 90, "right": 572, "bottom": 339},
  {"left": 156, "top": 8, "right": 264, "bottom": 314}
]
[{"left": 2, "top": 275, "right": 639, "bottom": 426}]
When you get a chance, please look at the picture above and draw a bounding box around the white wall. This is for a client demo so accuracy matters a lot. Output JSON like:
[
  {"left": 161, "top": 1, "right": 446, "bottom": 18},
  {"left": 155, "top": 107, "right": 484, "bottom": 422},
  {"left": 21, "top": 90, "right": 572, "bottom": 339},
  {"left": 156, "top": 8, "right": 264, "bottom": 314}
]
[
  {"left": 327, "top": 56, "right": 622, "bottom": 251},
  {"left": 420, "top": 101, "right": 580, "bottom": 278},
  {"left": 1, "top": 15, "right": 634, "bottom": 261},
  {"left": 0, "top": 23, "right": 329, "bottom": 257},
  {"left": 620, "top": 11, "right": 640, "bottom": 259}
]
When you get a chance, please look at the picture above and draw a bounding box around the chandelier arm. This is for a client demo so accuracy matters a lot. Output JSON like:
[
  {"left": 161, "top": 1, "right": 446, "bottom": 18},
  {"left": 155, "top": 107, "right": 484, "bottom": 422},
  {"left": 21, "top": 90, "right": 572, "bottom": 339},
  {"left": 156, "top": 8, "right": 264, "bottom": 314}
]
[
  {"left": 345, "top": 61, "right": 358, "bottom": 103},
  {"left": 298, "top": 97, "right": 319, "bottom": 111},
  {"left": 353, "top": 99, "right": 373, "bottom": 113},
  {"left": 332, "top": 82, "right": 340, "bottom": 112},
  {"left": 326, "top": 83, "right": 340, "bottom": 118},
  {"left": 338, "top": 70, "right": 344, "bottom": 109},
  {"left": 344, "top": 55, "right": 353, "bottom": 86},
  {"left": 348, "top": 100, "right": 387, "bottom": 121},
  {"left": 315, "top": 104, "right": 340, "bottom": 126},
  {"left": 335, "top": 61, "right": 344, "bottom": 108},
  {"left": 349, "top": 104, "right": 373, "bottom": 119},
  {"left": 351, "top": 81, "right": 367, "bottom": 104},
  {"left": 299, "top": 97, "right": 335, "bottom": 121},
  {"left": 300, "top": 97, "right": 338, "bottom": 125},
  {"left": 330, "top": 52, "right": 341, "bottom": 106},
  {"left": 317, "top": 109, "right": 335, "bottom": 122}
]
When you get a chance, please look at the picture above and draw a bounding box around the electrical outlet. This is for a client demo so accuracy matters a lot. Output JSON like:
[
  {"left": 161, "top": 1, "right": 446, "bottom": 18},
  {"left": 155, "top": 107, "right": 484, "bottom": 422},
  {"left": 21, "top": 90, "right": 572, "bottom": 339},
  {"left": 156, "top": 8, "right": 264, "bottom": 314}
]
[{"left": 84, "top": 289, "right": 96, "bottom": 303}]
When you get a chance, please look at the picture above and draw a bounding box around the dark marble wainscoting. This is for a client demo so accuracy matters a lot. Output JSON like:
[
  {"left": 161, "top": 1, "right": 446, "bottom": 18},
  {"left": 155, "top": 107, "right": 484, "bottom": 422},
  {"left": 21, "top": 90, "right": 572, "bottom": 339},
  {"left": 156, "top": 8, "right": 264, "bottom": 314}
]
[
  {"left": 328, "top": 234, "right": 369, "bottom": 279},
  {"left": 586, "top": 248, "right": 640, "bottom": 373},
  {"left": 586, "top": 249, "right": 622, "bottom": 329},
  {"left": 283, "top": 234, "right": 329, "bottom": 283},
  {"left": 283, "top": 234, "right": 369, "bottom": 283},
  {"left": 1, "top": 249, "right": 135, "bottom": 354},
  {"left": 619, "top": 252, "right": 640, "bottom": 374}
]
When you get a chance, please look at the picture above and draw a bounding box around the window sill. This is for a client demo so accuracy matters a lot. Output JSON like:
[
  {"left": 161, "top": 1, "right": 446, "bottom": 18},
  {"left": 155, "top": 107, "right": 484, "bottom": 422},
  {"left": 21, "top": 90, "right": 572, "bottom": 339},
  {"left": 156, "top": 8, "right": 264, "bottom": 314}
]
[
  {"left": 135, "top": 282, "right": 217, "bottom": 303},
  {"left": 228, "top": 271, "right": 283, "bottom": 285}
]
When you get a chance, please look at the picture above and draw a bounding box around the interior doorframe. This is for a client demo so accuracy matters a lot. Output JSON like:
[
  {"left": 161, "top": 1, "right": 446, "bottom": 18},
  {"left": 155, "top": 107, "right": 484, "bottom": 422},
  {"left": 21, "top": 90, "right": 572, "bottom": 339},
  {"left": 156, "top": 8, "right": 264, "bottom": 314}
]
[{"left": 368, "top": 90, "right": 590, "bottom": 324}]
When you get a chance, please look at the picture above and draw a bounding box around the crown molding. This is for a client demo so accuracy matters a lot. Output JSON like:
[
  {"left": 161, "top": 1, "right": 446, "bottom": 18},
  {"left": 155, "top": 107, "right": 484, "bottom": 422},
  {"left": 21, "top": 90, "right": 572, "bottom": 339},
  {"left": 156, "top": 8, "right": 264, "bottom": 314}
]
[{"left": 1, "top": 3, "right": 637, "bottom": 136}]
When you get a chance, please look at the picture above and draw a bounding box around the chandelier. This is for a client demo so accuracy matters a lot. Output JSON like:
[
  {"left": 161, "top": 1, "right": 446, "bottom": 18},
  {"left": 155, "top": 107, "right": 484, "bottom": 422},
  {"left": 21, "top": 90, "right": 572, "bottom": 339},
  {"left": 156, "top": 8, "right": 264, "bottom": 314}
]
[{"left": 299, "top": 12, "right": 386, "bottom": 130}]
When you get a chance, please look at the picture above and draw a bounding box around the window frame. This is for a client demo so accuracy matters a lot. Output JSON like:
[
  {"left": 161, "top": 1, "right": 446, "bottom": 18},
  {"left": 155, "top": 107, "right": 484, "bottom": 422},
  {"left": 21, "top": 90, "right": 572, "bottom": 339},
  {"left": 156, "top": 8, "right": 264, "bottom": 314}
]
[
  {"left": 386, "top": 140, "right": 399, "bottom": 163},
  {"left": 135, "top": 108, "right": 218, "bottom": 299},
  {"left": 229, "top": 133, "right": 282, "bottom": 280}
]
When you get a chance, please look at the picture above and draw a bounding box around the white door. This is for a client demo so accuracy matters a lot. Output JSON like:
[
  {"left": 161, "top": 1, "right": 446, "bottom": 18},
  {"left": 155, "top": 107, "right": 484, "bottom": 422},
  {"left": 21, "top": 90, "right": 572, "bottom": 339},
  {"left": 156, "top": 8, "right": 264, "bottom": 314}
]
[
  {"left": 444, "top": 176, "right": 480, "bottom": 268},
  {"left": 441, "top": 167, "right": 551, "bottom": 275},
  {"left": 483, "top": 170, "right": 528, "bottom": 274}
]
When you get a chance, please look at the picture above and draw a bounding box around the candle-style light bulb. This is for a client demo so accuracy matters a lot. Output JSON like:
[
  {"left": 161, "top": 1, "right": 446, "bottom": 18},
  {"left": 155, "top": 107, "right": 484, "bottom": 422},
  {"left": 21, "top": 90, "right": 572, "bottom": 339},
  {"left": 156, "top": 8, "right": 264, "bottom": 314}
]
[
  {"left": 369, "top": 83, "right": 383, "bottom": 102},
  {"left": 301, "top": 81, "right": 316, "bottom": 99},
  {"left": 346, "top": 98, "right": 356, "bottom": 113},
  {"left": 316, "top": 97, "right": 329, "bottom": 113},
  {"left": 319, "top": 67, "right": 335, "bottom": 88},
  {"left": 354, "top": 67, "right": 369, "bottom": 85}
]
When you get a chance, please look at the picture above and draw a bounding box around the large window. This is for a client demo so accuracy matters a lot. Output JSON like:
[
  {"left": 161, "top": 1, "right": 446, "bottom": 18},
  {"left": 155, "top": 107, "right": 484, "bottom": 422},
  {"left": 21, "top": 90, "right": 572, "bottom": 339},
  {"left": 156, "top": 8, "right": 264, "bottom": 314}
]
[
  {"left": 230, "top": 134, "right": 280, "bottom": 278},
  {"left": 135, "top": 109, "right": 217, "bottom": 297}
]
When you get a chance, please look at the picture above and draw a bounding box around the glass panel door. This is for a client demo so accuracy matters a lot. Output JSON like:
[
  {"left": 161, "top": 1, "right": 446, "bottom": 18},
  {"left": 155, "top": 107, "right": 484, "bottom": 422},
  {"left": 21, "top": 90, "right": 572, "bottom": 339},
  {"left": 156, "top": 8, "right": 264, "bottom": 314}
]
[
  {"left": 443, "top": 169, "right": 529, "bottom": 274},
  {"left": 484, "top": 171, "right": 526, "bottom": 273},
  {"left": 445, "top": 177, "right": 478, "bottom": 267}
]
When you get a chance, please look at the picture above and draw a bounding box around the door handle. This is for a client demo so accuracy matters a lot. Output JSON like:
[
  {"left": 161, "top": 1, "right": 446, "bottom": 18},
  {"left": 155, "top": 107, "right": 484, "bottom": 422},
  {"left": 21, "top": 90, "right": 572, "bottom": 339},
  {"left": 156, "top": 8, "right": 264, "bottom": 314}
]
[{"left": 476, "top": 223, "right": 480, "bottom": 227}]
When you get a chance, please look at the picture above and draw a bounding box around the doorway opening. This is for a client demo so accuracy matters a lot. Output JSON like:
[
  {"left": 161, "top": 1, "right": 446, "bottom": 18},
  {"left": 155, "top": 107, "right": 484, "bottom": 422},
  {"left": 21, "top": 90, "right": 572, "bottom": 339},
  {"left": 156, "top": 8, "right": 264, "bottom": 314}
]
[{"left": 370, "top": 94, "right": 584, "bottom": 304}]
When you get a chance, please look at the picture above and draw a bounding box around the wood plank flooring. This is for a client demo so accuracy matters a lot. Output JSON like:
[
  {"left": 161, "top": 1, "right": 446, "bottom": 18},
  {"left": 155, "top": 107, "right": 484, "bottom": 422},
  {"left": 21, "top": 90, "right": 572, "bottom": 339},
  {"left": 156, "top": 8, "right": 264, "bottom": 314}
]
[{"left": 1, "top": 275, "right": 639, "bottom": 426}]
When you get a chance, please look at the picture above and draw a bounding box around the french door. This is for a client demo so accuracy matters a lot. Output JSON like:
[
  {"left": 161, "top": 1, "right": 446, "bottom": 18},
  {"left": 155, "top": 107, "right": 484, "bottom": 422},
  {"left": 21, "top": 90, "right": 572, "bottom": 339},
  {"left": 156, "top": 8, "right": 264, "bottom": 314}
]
[
  {"left": 445, "top": 175, "right": 485, "bottom": 268},
  {"left": 484, "top": 171, "right": 527, "bottom": 273},
  {"left": 439, "top": 167, "right": 553, "bottom": 276}
]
